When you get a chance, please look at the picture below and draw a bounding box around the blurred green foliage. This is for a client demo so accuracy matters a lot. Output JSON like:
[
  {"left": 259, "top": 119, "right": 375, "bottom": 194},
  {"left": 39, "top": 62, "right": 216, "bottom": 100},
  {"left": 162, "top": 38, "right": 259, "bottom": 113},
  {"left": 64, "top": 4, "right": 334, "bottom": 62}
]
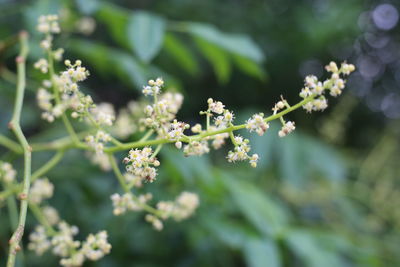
[{"left": 1, "top": 0, "right": 400, "bottom": 266}]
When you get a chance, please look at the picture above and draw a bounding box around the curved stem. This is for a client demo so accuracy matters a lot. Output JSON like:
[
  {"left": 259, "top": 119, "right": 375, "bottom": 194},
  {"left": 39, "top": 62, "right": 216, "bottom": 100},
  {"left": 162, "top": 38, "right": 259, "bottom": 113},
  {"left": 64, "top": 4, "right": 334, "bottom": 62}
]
[
  {"left": 150, "top": 144, "right": 163, "bottom": 159},
  {"left": 29, "top": 203, "right": 57, "bottom": 235},
  {"left": 0, "top": 150, "right": 65, "bottom": 206},
  {"left": 139, "top": 130, "right": 154, "bottom": 142},
  {"left": 0, "top": 135, "right": 22, "bottom": 154},
  {"left": 105, "top": 94, "right": 316, "bottom": 153},
  {"left": 108, "top": 153, "right": 129, "bottom": 192},
  {"left": 108, "top": 153, "right": 162, "bottom": 216},
  {"left": 47, "top": 48, "right": 80, "bottom": 144},
  {"left": 31, "top": 150, "right": 65, "bottom": 182},
  {"left": 7, "top": 31, "right": 30, "bottom": 267}
]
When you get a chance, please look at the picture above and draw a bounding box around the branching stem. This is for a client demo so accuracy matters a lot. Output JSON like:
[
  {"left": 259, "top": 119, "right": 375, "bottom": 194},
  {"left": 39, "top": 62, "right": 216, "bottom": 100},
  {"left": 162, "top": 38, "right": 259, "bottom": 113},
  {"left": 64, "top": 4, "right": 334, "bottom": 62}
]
[{"left": 7, "top": 31, "right": 30, "bottom": 267}]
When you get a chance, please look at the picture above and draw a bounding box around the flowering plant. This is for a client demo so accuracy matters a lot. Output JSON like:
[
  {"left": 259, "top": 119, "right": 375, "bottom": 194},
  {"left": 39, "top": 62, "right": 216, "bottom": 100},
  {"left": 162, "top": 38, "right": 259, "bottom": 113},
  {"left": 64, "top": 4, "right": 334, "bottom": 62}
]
[{"left": 0, "top": 14, "right": 355, "bottom": 267}]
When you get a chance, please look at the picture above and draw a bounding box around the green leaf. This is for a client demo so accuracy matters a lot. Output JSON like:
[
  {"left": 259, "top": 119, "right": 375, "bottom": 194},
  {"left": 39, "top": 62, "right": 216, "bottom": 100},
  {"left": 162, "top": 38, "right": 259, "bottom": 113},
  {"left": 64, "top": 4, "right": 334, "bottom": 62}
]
[
  {"left": 112, "top": 51, "right": 149, "bottom": 88},
  {"left": 204, "top": 217, "right": 258, "bottom": 249},
  {"left": 127, "top": 11, "right": 166, "bottom": 62},
  {"left": 232, "top": 54, "right": 266, "bottom": 81},
  {"left": 68, "top": 39, "right": 110, "bottom": 75},
  {"left": 194, "top": 37, "right": 231, "bottom": 84},
  {"left": 203, "top": 215, "right": 281, "bottom": 267},
  {"left": 96, "top": 2, "right": 130, "bottom": 48},
  {"left": 277, "top": 132, "right": 347, "bottom": 186},
  {"left": 75, "top": 0, "right": 99, "bottom": 15},
  {"left": 69, "top": 39, "right": 159, "bottom": 90},
  {"left": 244, "top": 238, "right": 281, "bottom": 267},
  {"left": 285, "top": 229, "right": 348, "bottom": 267},
  {"left": 186, "top": 22, "right": 265, "bottom": 63},
  {"left": 161, "top": 147, "right": 220, "bottom": 193},
  {"left": 163, "top": 33, "right": 199, "bottom": 76},
  {"left": 222, "top": 174, "right": 289, "bottom": 238}
]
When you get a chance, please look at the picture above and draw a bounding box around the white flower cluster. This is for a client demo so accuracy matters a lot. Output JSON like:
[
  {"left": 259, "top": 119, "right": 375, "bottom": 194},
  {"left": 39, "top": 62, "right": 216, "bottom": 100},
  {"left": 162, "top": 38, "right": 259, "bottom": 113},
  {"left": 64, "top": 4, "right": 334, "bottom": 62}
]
[
  {"left": 183, "top": 141, "right": 210, "bottom": 156},
  {"left": 208, "top": 98, "right": 225, "bottom": 114},
  {"left": 0, "top": 161, "right": 16, "bottom": 183},
  {"left": 37, "top": 81, "right": 65, "bottom": 122},
  {"left": 110, "top": 191, "right": 199, "bottom": 231},
  {"left": 34, "top": 58, "right": 49, "bottom": 73},
  {"left": 34, "top": 15, "right": 62, "bottom": 76},
  {"left": 110, "top": 192, "right": 152, "bottom": 215},
  {"left": 211, "top": 131, "right": 230, "bottom": 150},
  {"left": 123, "top": 172, "right": 143, "bottom": 188},
  {"left": 90, "top": 103, "right": 115, "bottom": 126},
  {"left": 142, "top": 78, "right": 164, "bottom": 96},
  {"left": 76, "top": 17, "right": 97, "bottom": 35},
  {"left": 113, "top": 109, "right": 136, "bottom": 139},
  {"left": 28, "top": 221, "right": 111, "bottom": 267},
  {"left": 35, "top": 15, "right": 95, "bottom": 126},
  {"left": 246, "top": 113, "right": 269, "bottom": 136},
  {"left": 28, "top": 226, "right": 51, "bottom": 255},
  {"left": 207, "top": 98, "right": 234, "bottom": 127},
  {"left": 145, "top": 214, "right": 164, "bottom": 231},
  {"left": 300, "top": 61, "right": 355, "bottom": 113},
  {"left": 147, "top": 192, "right": 200, "bottom": 231},
  {"left": 42, "top": 205, "right": 60, "bottom": 225},
  {"left": 142, "top": 93, "right": 184, "bottom": 137},
  {"left": 59, "top": 60, "right": 90, "bottom": 94},
  {"left": 29, "top": 178, "right": 54, "bottom": 204},
  {"left": 37, "top": 15, "right": 60, "bottom": 34},
  {"left": 123, "top": 147, "right": 160, "bottom": 183},
  {"left": 87, "top": 152, "right": 111, "bottom": 171},
  {"left": 141, "top": 78, "right": 187, "bottom": 142},
  {"left": 278, "top": 121, "right": 296, "bottom": 137},
  {"left": 227, "top": 136, "right": 259, "bottom": 168},
  {"left": 85, "top": 131, "right": 112, "bottom": 155},
  {"left": 167, "top": 120, "right": 189, "bottom": 142},
  {"left": 157, "top": 191, "right": 200, "bottom": 221},
  {"left": 81, "top": 231, "right": 112, "bottom": 261},
  {"left": 111, "top": 100, "right": 148, "bottom": 139},
  {"left": 214, "top": 110, "right": 234, "bottom": 127},
  {"left": 69, "top": 94, "right": 93, "bottom": 120},
  {"left": 51, "top": 222, "right": 81, "bottom": 258}
]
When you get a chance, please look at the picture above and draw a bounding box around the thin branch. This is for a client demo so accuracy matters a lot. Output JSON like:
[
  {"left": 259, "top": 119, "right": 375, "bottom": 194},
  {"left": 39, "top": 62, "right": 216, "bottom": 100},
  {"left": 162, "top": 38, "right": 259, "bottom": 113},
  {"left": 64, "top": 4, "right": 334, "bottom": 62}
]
[
  {"left": 29, "top": 203, "right": 57, "bottom": 235},
  {"left": 105, "top": 94, "right": 316, "bottom": 153},
  {"left": 108, "top": 153, "right": 129, "bottom": 192},
  {"left": 7, "top": 31, "right": 30, "bottom": 267},
  {"left": 108, "top": 153, "right": 162, "bottom": 216},
  {"left": 47, "top": 48, "right": 80, "bottom": 144},
  {"left": 0, "top": 135, "right": 22, "bottom": 154},
  {"left": 31, "top": 150, "right": 65, "bottom": 182}
]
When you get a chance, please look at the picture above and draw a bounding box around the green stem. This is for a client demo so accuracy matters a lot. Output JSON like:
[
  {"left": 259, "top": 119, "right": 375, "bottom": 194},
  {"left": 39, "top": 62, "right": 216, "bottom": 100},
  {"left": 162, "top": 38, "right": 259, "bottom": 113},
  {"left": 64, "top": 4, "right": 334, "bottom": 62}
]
[
  {"left": 229, "top": 131, "right": 237, "bottom": 146},
  {"left": 0, "top": 185, "right": 19, "bottom": 201},
  {"left": 7, "top": 31, "right": 30, "bottom": 267},
  {"left": 105, "top": 94, "right": 316, "bottom": 152},
  {"left": 30, "top": 132, "right": 89, "bottom": 152},
  {"left": 29, "top": 203, "right": 57, "bottom": 235},
  {"left": 150, "top": 144, "right": 163, "bottom": 159},
  {"left": 206, "top": 112, "right": 210, "bottom": 131},
  {"left": 10, "top": 94, "right": 316, "bottom": 156},
  {"left": 47, "top": 48, "right": 80, "bottom": 144},
  {"left": 31, "top": 150, "right": 65, "bottom": 182},
  {"left": 0, "top": 150, "right": 66, "bottom": 201},
  {"left": 0, "top": 135, "right": 22, "bottom": 154},
  {"left": 108, "top": 153, "right": 162, "bottom": 216},
  {"left": 139, "top": 130, "right": 154, "bottom": 142},
  {"left": 110, "top": 136, "right": 124, "bottom": 146},
  {"left": 3, "top": 182, "right": 18, "bottom": 228},
  {"left": 108, "top": 153, "right": 129, "bottom": 192}
]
